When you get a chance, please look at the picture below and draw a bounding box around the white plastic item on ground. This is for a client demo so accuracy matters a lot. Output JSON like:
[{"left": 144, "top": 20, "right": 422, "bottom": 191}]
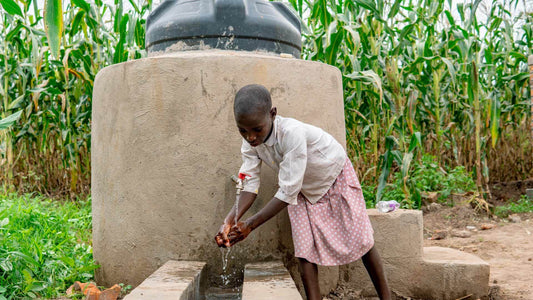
[{"left": 375, "top": 200, "right": 400, "bottom": 213}]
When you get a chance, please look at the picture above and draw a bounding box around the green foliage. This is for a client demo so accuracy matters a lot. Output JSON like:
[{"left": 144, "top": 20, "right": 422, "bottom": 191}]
[
  {"left": 0, "top": 0, "right": 531, "bottom": 200},
  {"left": 43, "top": 0, "right": 63, "bottom": 59},
  {"left": 0, "top": 194, "right": 96, "bottom": 299},
  {"left": 375, "top": 154, "right": 477, "bottom": 209},
  {"left": 0, "top": 111, "right": 21, "bottom": 130},
  {"left": 289, "top": 0, "right": 533, "bottom": 203},
  {"left": 362, "top": 183, "right": 377, "bottom": 208},
  {"left": 494, "top": 195, "right": 533, "bottom": 217},
  {"left": 119, "top": 283, "right": 133, "bottom": 296},
  {"left": 0, "top": 0, "right": 151, "bottom": 195}
]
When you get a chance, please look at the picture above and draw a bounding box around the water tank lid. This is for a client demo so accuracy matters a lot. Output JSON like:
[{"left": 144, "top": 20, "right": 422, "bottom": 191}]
[{"left": 145, "top": 0, "right": 302, "bottom": 57}]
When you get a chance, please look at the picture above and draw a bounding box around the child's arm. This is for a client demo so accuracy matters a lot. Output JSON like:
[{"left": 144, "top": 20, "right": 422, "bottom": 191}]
[
  {"left": 226, "top": 196, "right": 288, "bottom": 246},
  {"left": 215, "top": 140, "right": 262, "bottom": 247}
]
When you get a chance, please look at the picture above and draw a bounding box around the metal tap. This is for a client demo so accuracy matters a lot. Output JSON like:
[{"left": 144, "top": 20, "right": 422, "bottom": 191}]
[{"left": 230, "top": 173, "right": 249, "bottom": 195}]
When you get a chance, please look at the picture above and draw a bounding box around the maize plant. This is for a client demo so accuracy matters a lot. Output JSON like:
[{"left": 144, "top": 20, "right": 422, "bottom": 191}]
[
  {"left": 0, "top": 0, "right": 151, "bottom": 196},
  {"left": 0, "top": 0, "right": 532, "bottom": 203},
  {"left": 287, "top": 0, "right": 532, "bottom": 206}
]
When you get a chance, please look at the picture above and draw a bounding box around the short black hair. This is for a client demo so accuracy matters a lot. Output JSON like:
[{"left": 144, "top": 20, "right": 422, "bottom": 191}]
[{"left": 234, "top": 84, "right": 272, "bottom": 116}]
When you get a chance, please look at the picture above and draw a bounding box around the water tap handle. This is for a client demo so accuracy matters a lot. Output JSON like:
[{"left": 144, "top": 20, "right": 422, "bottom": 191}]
[{"left": 232, "top": 173, "right": 250, "bottom": 195}]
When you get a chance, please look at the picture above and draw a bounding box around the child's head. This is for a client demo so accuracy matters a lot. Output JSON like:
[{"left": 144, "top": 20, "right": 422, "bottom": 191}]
[{"left": 234, "top": 84, "right": 277, "bottom": 147}]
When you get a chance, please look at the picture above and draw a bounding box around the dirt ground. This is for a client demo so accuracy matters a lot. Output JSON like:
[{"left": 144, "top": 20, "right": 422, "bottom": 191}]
[
  {"left": 423, "top": 203, "right": 533, "bottom": 300},
  {"left": 489, "top": 179, "right": 533, "bottom": 205}
]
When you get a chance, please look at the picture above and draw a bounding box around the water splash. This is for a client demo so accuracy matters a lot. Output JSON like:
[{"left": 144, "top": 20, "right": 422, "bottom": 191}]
[{"left": 220, "top": 247, "right": 232, "bottom": 286}]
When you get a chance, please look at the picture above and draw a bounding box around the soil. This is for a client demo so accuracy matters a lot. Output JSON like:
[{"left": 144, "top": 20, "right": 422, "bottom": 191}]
[
  {"left": 489, "top": 179, "right": 533, "bottom": 205},
  {"left": 423, "top": 203, "right": 533, "bottom": 300}
]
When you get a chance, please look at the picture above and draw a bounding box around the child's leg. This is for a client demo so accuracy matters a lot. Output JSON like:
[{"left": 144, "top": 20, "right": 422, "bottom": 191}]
[
  {"left": 298, "top": 258, "right": 321, "bottom": 300},
  {"left": 361, "top": 246, "right": 391, "bottom": 300}
]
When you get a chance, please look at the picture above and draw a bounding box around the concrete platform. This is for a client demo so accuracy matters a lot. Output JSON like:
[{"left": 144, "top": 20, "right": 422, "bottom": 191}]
[
  {"left": 336, "top": 209, "right": 490, "bottom": 300},
  {"left": 242, "top": 261, "right": 302, "bottom": 300},
  {"left": 124, "top": 260, "right": 205, "bottom": 300}
]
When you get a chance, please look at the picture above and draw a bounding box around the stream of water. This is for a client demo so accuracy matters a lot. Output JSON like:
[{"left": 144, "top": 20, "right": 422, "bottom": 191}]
[
  {"left": 234, "top": 194, "right": 239, "bottom": 225},
  {"left": 214, "top": 247, "right": 241, "bottom": 300},
  {"left": 207, "top": 181, "right": 243, "bottom": 299},
  {"left": 220, "top": 247, "right": 232, "bottom": 285}
]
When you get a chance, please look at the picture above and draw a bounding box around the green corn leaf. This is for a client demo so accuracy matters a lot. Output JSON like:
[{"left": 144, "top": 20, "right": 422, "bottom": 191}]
[
  {"left": 8, "top": 95, "right": 25, "bottom": 110},
  {"left": 490, "top": 97, "right": 500, "bottom": 148},
  {"left": 127, "top": 0, "right": 139, "bottom": 14},
  {"left": 119, "top": 13, "right": 129, "bottom": 38},
  {"left": 502, "top": 72, "right": 529, "bottom": 82},
  {"left": 70, "top": 10, "right": 85, "bottom": 36},
  {"left": 0, "top": 111, "right": 23, "bottom": 130},
  {"left": 352, "top": 0, "right": 378, "bottom": 14},
  {"left": 0, "top": 0, "right": 23, "bottom": 17},
  {"left": 343, "top": 24, "right": 360, "bottom": 48},
  {"left": 44, "top": 0, "right": 63, "bottom": 59},
  {"left": 469, "top": 0, "right": 482, "bottom": 25},
  {"left": 325, "top": 20, "right": 337, "bottom": 48},
  {"left": 113, "top": 0, "right": 123, "bottom": 33},
  {"left": 388, "top": 0, "right": 401, "bottom": 19},
  {"left": 376, "top": 151, "right": 392, "bottom": 202},
  {"left": 509, "top": 51, "right": 526, "bottom": 61},
  {"left": 72, "top": 0, "right": 90, "bottom": 11},
  {"left": 400, "top": 152, "right": 413, "bottom": 181},
  {"left": 376, "top": 136, "right": 398, "bottom": 202},
  {"left": 6, "top": 22, "right": 24, "bottom": 41},
  {"left": 345, "top": 70, "right": 383, "bottom": 105},
  {"left": 127, "top": 15, "right": 136, "bottom": 45},
  {"left": 408, "top": 132, "right": 422, "bottom": 153},
  {"left": 134, "top": 19, "right": 145, "bottom": 47},
  {"left": 444, "top": 10, "right": 455, "bottom": 26},
  {"left": 440, "top": 57, "right": 456, "bottom": 85}
]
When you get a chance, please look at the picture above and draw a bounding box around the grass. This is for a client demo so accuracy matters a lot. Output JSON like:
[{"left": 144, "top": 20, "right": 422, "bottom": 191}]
[
  {"left": 0, "top": 193, "right": 97, "bottom": 299},
  {"left": 494, "top": 195, "right": 533, "bottom": 218}
]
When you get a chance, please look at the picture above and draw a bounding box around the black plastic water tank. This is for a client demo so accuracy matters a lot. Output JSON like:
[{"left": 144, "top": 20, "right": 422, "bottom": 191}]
[{"left": 145, "top": 0, "right": 302, "bottom": 57}]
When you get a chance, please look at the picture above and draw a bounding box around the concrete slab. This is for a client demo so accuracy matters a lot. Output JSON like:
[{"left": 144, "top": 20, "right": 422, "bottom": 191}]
[
  {"left": 368, "top": 209, "right": 424, "bottom": 260},
  {"left": 124, "top": 260, "right": 206, "bottom": 300},
  {"left": 242, "top": 261, "right": 302, "bottom": 300},
  {"left": 415, "top": 247, "right": 490, "bottom": 299}
]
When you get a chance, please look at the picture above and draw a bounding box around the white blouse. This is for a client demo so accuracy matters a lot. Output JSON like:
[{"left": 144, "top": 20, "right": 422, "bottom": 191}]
[{"left": 239, "top": 116, "right": 346, "bottom": 205}]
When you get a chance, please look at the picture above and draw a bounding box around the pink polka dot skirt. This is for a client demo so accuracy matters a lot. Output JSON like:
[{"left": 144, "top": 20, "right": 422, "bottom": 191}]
[{"left": 287, "top": 157, "right": 374, "bottom": 266}]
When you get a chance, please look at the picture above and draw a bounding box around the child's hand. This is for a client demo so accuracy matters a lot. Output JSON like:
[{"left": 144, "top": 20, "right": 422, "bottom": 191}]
[
  {"left": 215, "top": 222, "right": 233, "bottom": 248},
  {"left": 227, "top": 221, "right": 252, "bottom": 246}
]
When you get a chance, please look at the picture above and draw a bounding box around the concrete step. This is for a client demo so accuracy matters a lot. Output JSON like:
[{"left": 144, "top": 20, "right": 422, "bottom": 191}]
[
  {"left": 333, "top": 209, "right": 490, "bottom": 300},
  {"left": 124, "top": 260, "right": 206, "bottom": 300},
  {"left": 417, "top": 246, "right": 490, "bottom": 299},
  {"left": 242, "top": 261, "right": 302, "bottom": 300}
]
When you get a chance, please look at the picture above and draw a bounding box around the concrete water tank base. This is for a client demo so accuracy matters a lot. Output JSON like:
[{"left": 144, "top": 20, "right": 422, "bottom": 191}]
[{"left": 91, "top": 50, "right": 346, "bottom": 287}]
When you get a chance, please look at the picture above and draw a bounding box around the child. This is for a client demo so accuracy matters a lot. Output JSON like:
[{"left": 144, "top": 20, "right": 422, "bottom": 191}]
[{"left": 215, "top": 84, "right": 391, "bottom": 300}]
